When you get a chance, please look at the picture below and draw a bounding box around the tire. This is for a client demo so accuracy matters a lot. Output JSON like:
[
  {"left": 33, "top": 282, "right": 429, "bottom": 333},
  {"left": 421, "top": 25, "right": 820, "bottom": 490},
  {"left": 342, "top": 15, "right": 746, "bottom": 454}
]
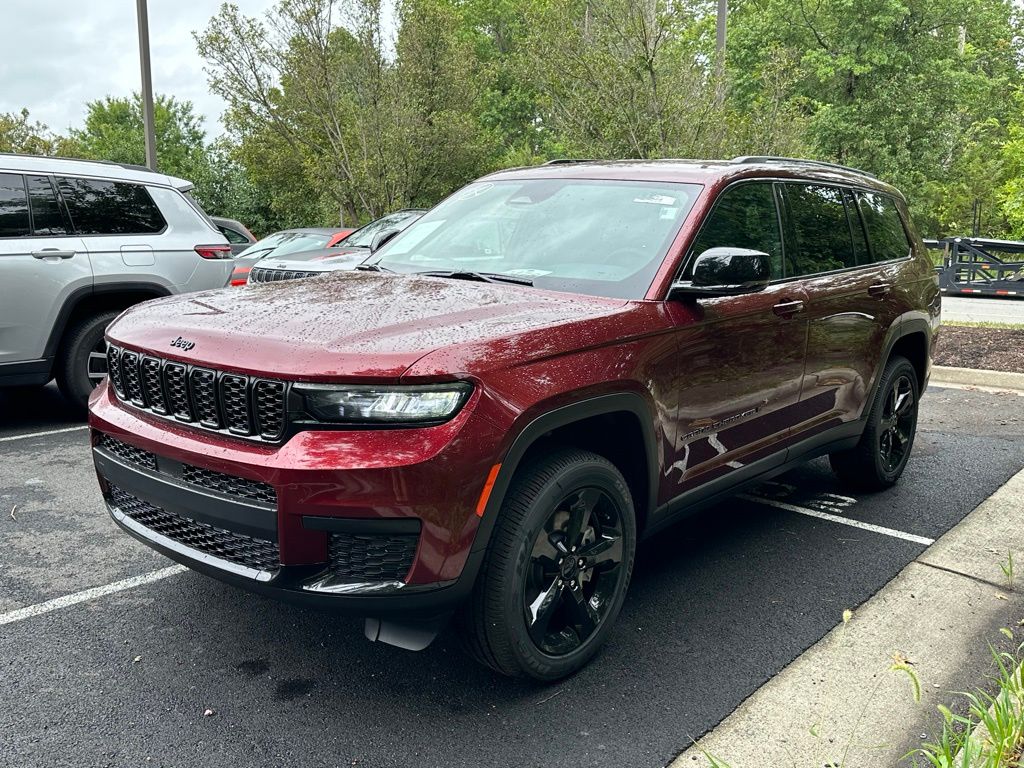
[
  {"left": 458, "top": 447, "right": 636, "bottom": 680},
  {"left": 55, "top": 310, "right": 120, "bottom": 411},
  {"left": 829, "top": 355, "right": 920, "bottom": 491}
]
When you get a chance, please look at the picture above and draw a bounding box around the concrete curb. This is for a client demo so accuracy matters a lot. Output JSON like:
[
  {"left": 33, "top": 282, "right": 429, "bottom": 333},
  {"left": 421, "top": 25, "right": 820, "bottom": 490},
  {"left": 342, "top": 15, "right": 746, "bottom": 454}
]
[
  {"left": 675, "top": 466, "right": 1024, "bottom": 768},
  {"left": 932, "top": 365, "right": 1024, "bottom": 393}
]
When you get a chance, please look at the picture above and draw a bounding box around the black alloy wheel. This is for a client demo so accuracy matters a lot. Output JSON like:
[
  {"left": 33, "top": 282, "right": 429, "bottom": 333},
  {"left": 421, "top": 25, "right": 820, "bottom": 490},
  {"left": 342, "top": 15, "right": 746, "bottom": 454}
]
[
  {"left": 524, "top": 486, "right": 626, "bottom": 655},
  {"left": 878, "top": 373, "right": 915, "bottom": 473}
]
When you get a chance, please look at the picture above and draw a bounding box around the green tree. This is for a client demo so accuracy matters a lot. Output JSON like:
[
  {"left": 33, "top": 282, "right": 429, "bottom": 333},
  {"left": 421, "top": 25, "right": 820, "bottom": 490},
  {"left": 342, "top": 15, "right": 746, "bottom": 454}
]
[{"left": 0, "top": 108, "right": 65, "bottom": 155}]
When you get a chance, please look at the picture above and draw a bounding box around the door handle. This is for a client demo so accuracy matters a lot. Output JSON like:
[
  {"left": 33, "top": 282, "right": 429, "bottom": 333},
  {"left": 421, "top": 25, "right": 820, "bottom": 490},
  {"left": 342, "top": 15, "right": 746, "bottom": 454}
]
[
  {"left": 32, "top": 249, "right": 76, "bottom": 259},
  {"left": 772, "top": 299, "right": 805, "bottom": 317},
  {"left": 868, "top": 282, "right": 892, "bottom": 297}
]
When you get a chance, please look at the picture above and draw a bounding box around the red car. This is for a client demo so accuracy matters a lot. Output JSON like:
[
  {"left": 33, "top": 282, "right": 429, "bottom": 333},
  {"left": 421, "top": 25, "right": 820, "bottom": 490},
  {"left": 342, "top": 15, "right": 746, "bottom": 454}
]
[{"left": 90, "top": 158, "right": 939, "bottom": 680}]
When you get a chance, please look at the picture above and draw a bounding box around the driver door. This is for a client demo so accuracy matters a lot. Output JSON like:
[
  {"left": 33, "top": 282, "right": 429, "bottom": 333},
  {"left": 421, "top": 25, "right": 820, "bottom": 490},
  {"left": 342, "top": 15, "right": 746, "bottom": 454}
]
[{"left": 663, "top": 181, "right": 809, "bottom": 496}]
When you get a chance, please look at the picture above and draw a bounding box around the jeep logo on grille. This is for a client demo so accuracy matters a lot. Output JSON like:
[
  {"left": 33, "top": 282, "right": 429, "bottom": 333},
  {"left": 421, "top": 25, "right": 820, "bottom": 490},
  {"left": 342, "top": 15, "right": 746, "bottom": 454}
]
[{"left": 170, "top": 336, "right": 196, "bottom": 352}]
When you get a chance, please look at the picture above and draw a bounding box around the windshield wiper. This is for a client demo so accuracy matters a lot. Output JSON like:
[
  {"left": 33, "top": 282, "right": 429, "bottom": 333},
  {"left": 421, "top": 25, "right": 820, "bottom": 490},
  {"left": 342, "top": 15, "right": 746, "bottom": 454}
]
[
  {"left": 416, "top": 270, "right": 533, "bottom": 286},
  {"left": 355, "top": 262, "right": 395, "bottom": 273}
]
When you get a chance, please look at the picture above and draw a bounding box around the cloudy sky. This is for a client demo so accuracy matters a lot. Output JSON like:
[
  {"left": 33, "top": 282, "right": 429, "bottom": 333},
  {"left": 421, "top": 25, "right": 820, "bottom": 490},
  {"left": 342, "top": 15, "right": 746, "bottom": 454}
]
[{"left": 1, "top": 0, "right": 274, "bottom": 137}]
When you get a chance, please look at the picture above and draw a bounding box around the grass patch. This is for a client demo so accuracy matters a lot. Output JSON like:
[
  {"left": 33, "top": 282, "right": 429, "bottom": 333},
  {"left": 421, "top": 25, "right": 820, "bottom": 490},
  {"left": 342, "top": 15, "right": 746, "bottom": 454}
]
[
  {"left": 910, "top": 635, "right": 1024, "bottom": 767},
  {"left": 943, "top": 320, "right": 1024, "bottom": 330}
]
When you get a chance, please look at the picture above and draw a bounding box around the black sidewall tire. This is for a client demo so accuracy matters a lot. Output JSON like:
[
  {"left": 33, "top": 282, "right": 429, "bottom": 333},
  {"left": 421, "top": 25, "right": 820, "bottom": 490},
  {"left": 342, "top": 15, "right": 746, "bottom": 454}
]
[
  {"left": 56, "top": 311, "right": 119, "bottom": 411},
  {"left": 479, "top": 450, "right": 637, "bottom": 681}
]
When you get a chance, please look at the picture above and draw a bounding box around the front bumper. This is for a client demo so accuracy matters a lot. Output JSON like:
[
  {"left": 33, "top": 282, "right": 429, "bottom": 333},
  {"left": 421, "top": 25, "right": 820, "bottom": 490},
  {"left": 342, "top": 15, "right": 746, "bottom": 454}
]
[{"left": 89, "top": 380, "right": 506, "bottom": 617}]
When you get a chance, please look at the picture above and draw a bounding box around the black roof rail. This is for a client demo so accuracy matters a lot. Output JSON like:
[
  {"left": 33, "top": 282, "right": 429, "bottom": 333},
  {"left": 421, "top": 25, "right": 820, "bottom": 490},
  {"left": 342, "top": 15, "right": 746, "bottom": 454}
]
[
  {"left": 543, "top": 158, "right": 597, "bottom": 165},
  {"left": 731, "top": 156, "right": 877, "bottom": 180}
]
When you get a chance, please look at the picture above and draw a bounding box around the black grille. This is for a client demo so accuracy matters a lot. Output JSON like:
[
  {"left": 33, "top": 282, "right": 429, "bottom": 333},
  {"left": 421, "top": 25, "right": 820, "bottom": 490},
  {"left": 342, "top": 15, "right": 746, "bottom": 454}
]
[
  {"left": 164, "top": 362, "right": 191, "bottom": 420},
  {"left": 109, "top": 485, "right": 279, "bottom": 572},
  {"left": 249, "top": 267, "right": 319, "bottom": 283},
  {"left": 254, "top": 381, "right": 285, "bottom": 439},
  {"left": 181, "top": 464, "right": 277, "bottom": 506},
  {"left": 190, "top": 368, "right": 219, "bottom": 427},
  {"left": 98, "top": 433, "right": 157, "bottom": 470},
  {"left": 107, "top": 345, "right": 126, "bottom": 397},
  {"left": 325, "top": 532, "right": 418, "bottom": 582},
  {"left": 121, "top": 351, "right": 143, "bottom": 404},
  {"left": 140, "top": 356, "right": 166, "bottom": 413},
  {"left": 221, "top": 375, "right": 250, "bottom": 433},
  {"left": 107, "top": 345, "right": 288, "bottom": 443}
]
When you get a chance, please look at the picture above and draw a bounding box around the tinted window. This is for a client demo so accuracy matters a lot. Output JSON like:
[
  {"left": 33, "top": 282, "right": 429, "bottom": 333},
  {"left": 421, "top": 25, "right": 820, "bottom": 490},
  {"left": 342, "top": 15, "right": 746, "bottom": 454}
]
[
  {"left": 785, "top": 184, "right": 856, "bottom": 275},
  {"left": 26, "top": 175, "right": 68, "bottom": 235},
  {"left": 689, "top": 183, "right": 783, "bottom": 279},
  {"left": 0, "top": 173, "right": 30, "bottom": 238},
  {"left": 857, "top": 192, "right": 911, "bottom": 262},
  {"left": 344, "top": 210, "right": 423, "bottom": 248},
  {"left": 219, "top": 225, "right": 250, "bottom": 244},
  {"left": 236, "top": 231, "right": 330, "bottom": 259},
  {"left": 56, "top": 177, "right": 165, "bottom": 235},
  {"left": 845, "top": 190, "right": 871, "bottom": 266}
]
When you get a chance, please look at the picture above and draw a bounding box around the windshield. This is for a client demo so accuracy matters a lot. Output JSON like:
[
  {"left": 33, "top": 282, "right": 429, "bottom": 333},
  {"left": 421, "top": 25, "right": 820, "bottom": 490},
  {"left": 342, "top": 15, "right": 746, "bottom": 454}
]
[
  {"left": 370, "top": 179, "right": 700, "bottom": 299},
  {"left": 342, "top": 210, "right": 423, "bottom": 248},
  {"left": 237, "top": 231, "right": 330, "bottom": 259}
]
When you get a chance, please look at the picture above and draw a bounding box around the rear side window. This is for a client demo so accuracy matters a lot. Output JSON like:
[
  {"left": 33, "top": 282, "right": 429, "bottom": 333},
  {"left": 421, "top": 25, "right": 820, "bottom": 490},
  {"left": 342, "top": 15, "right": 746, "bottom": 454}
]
[
  {"left": 26, "top": 175, "right": 68, "bottom": 235},
  {"left": 857, "top": 192, "right": 911, "bottom": 262},
  {"left": 56, "top": 176, "right": 165, "bottom": 235},
  {"left": 688, "top": 182, "right": 783, "bottom": 279},
  {"left": 0, "top": 173, "right": 30, "bottom": 237},
  {"left": 784, "top": 184, "right": 856, "bottom": 276}
]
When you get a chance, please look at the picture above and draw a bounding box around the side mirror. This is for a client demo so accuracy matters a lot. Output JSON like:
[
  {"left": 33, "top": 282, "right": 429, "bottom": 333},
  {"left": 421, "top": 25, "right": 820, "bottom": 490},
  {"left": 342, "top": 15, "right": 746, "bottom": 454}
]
[
  {"left": 370, "top": 228, "right": 400, "bottom": 254},
  {"left": 669, "top": 247, "right": 771, "bottom": 300}
]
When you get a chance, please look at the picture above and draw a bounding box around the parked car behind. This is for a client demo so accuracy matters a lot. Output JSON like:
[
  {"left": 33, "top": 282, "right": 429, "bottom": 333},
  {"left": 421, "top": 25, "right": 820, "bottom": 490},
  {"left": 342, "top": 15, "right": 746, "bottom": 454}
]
[
  {"left": 226, "top": 227, "right": 355, "bottom": 286},
  {"left": 247, "top": 209, "right": 424, "bottom": 284},
  {"left": 0, "top": 153, "right": 232, "bottom": 409},
  {"left": 91, "top": 157, "right": 940, "bottom": 680},
  {"left": 211, "top": 216, "right": 256, "bottom": 255}
]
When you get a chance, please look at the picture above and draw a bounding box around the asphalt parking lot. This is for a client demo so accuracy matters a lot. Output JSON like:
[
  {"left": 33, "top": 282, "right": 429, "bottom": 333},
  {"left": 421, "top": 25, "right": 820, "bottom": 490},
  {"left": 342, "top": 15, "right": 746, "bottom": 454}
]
[{"left": 2, "top": 383, "right": 1023, "bottom": 768}]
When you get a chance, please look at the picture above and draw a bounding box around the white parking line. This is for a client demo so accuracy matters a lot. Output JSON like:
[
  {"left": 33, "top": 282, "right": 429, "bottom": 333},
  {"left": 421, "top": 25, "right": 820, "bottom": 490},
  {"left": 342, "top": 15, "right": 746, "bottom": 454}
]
[
  {"left": 738, "top": 493, "right": 935, "bottom": 546},
  {"left": 0, "top": 566, "right": 186, "bottom": 627},
  {"left": 0, "top": 425, "right": 89, "bottom": 443}
]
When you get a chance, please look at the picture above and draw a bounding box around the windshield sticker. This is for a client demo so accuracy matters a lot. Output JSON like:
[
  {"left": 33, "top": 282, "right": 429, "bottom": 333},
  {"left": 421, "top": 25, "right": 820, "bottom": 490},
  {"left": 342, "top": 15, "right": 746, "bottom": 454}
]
[
  {"left": 633, "top": 194, "right": 677, "bottom": 205},
  {"left": 456, "top": 183, "right": 494, "bottom": 200},
  {"left": 502, "top": 269, "right": 552, "bottom": 277},
  {"left": 659, "top": 207, "right": 679, "bottom": 220}
]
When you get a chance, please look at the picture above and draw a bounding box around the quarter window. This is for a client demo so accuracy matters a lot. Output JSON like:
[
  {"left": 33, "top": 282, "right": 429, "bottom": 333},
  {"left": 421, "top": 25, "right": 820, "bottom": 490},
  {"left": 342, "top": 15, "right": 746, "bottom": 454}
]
[
  {"left": 26, "top": 175, "right": 68, "bottom": 236},
  {"left": 0, "top": 173, "right": 30, "bottom": 238},
  {"left": 56, "top": 177, "right": 165, "bottom": 235},
  {"left": 784, "top": 184, "right": 857, "bottom": 276},
  {"left": 688, "top": 183, "right": 783, "bottom": 279},
  {"left": 857, "top": 192, "right": 911, "bottom": 262},
  {"left": 220, "top": 226, "right": 250, "bottom": 244}
]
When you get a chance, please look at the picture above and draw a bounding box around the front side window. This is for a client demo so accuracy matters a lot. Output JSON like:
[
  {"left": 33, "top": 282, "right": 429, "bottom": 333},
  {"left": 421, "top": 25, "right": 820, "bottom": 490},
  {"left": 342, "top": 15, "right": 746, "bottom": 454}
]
[
  {"left": 0, "top": 173, "right": 30, "bottom": 238},
  {"left": 26, "top": 175, "right": 68, "bottom": 236},
  {"left": 56, "top": 177, "right": 165, "bottom": 235},
  {"left": 857, "top": 192, "right": 911, "bottom": 262},
  {"left": 372, "top": 179, "right": 700, "bottom": 299},
  {"left": 343, "top": 210, "right": 423, "bottom": 248},
  {"left": 784, "top": 184, "right": 857, "bottom": 276},
  {"left": 687, "top": 182, "right": 783, "bottom": 279}
]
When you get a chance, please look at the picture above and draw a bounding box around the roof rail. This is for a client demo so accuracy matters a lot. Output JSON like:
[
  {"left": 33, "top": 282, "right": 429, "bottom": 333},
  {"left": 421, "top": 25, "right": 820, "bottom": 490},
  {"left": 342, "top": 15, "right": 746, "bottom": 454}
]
[
  {"left": 543, "top": 158, "right": 597, "bottom": 165},
  {"left": 730, "top": 156, "right": 877, "bottom": 180},
  {"left": 0, "top": 151, "right": 159, "bottom": 176}
]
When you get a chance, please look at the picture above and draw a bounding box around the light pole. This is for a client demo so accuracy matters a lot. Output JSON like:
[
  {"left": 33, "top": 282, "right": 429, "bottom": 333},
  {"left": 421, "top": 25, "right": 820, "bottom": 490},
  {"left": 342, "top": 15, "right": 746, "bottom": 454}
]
[
  {"left": 136, "top": 0, "right": 158, "bottom": 170},
  {"left": 715, "top": 0, "right": 727, "bottom": 104}
]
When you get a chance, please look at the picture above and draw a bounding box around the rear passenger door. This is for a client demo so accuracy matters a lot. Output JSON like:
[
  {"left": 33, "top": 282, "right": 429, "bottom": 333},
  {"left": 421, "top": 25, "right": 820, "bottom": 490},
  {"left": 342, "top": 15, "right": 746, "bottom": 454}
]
[
  {"left": 783, "top": 183, "right": 904, "bottom": 435},
  {"left": 0, "top": 173, "right": 91, "bottom": 369},
  {"left": 56, "top": 176, "right": 184, "bottom": 292}
]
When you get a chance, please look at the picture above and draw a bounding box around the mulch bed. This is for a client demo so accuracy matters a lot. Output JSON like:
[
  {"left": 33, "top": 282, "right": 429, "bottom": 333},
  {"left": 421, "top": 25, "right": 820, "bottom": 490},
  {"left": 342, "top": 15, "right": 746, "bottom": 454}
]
[{"left": 934, "top": 325, "right": 1024, "bottom": 373}]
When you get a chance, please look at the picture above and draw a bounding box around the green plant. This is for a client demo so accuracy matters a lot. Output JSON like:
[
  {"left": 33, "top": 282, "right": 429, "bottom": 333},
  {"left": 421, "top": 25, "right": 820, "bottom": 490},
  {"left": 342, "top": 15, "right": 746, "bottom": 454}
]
[
  {"left": 1000, "top": 551, "right": 1015, "bottom": 592},
  {"left": 911, "top": 635, "right": 1024, "bottom": 767}
]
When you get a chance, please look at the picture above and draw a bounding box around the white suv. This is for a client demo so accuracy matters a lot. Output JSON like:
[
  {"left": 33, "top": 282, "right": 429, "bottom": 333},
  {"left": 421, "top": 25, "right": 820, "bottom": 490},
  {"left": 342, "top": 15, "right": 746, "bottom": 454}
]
[{"left": 0, "top": 154, "right": 233, "bottom": 409}]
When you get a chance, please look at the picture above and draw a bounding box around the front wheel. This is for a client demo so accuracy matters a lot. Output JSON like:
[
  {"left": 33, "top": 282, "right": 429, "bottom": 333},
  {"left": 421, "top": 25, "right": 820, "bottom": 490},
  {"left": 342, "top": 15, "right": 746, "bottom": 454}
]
[
  {"left": 458, "top": 448, "right": 636, "bottom": 680},
  {"left": 830, "top": 355, "right": 920, "bottom": 491}
]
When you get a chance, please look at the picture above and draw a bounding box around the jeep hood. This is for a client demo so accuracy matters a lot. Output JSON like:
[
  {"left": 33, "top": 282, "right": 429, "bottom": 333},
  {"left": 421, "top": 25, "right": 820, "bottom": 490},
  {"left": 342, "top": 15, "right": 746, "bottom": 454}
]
[{"left": 107, "top": 271, "right": 628, "bottom": 379}]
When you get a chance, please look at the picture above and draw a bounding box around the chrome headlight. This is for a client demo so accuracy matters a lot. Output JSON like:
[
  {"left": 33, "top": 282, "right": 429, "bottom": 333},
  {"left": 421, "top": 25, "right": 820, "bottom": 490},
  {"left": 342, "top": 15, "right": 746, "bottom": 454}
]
[{"left": 294, "top": 382, "right": 472, "bottom": 425}]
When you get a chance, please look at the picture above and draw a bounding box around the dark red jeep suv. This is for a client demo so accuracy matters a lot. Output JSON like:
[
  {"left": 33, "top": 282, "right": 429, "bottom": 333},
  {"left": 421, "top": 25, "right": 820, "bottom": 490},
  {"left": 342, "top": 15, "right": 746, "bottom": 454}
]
[{"left": 89, "top": 158, "right": 940, "bottom": 680}]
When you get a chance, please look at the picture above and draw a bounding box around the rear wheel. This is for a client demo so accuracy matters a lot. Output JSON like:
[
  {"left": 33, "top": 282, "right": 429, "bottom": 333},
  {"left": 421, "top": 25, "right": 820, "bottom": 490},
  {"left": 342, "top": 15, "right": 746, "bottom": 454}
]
[
  {"left": 56, "top": 311, "right": 119, "bottom": 411},
  {"left": 829, "top": 355, "right": 919, "bottom": 491},
  {"left": 458, "top": 448, "right": 636, "bottom": 680}
]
